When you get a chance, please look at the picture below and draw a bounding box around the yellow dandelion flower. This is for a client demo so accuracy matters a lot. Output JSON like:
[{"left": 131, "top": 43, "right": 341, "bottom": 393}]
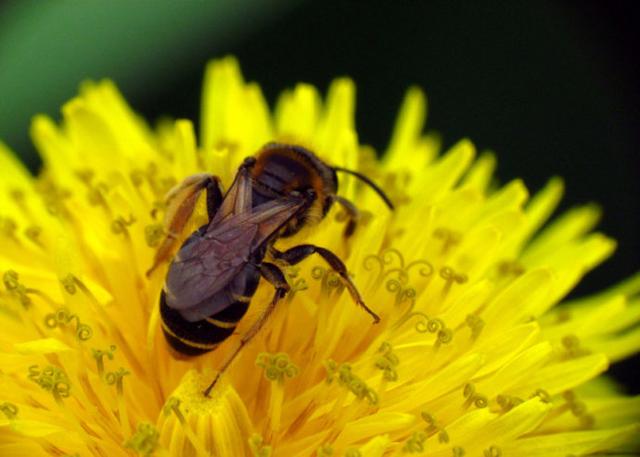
[{"left": 1, "top": 56, "right": 639, "bottom": 457}]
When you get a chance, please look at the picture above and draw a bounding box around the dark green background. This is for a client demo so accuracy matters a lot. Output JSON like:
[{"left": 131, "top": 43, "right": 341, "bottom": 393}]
[{"left": 1, "top": 1, "right": 638, "bottom": 391}]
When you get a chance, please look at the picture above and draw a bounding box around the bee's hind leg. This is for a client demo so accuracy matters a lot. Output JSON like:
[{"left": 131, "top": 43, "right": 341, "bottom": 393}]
[
  {"left": 203, "top": 262, "right": 289, "bottom": 397},
  {"left": 146, "top": 174, "right": 223, "bottom": 277}
]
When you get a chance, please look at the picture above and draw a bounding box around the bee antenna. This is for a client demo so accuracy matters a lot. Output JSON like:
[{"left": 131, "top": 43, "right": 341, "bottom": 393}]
[{"left": 333, "top": 167, "right": 394, "bottom": 210}]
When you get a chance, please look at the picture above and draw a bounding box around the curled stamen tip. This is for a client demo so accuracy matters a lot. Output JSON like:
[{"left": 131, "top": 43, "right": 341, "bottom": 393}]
[
  {"left": 317, "top": 444, "right": 334, "bottom": 456},
  {"left": 249, "top": 434, "right": 272, "bottom": 457},
  {"left": 483, "top": 445, "right": 502, "bottom": 457},
  {"left": 255, "top": 352, "right": 299, "bottom": 382},
  {"left": 0, "top": 402, "right": 18, "bottom": 419},
  {"left": 403, "top": 431, "right": 427, "bottom": 453},
  {"left": 60, "top": 274, "right": 77, "bottom": 294},
  {"left": 421, "top": 411, "right": 436, "bottom": 426},
  {"left": 144, "top": 223, "right": 165, "bottom": 247},
  {"left": 3, "top": 270, "right": 19, "bottom": 290},
  {"left": 124, "top": 422, "right": 159, "bottom": 456},
  {"left": 162, "top": 397, "right": 181, "bottom": 416}
]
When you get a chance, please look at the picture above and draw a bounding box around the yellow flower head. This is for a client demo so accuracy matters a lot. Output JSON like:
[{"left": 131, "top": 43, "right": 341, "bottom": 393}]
[{"left": 0, "top": 57, "right": 639, "bottom": 456}]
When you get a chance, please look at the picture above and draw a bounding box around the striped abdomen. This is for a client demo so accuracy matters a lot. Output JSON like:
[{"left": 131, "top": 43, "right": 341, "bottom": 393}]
[{"left": 160, "top": 265, "right": 260, "bottom": 356}]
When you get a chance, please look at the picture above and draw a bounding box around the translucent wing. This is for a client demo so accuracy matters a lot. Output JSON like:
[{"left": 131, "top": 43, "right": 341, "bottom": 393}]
[{"left": 164, "top": 195, "right": 306, "bottom": 313}]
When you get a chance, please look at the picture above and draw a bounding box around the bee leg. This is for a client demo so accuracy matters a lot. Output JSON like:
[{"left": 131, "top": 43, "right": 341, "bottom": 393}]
[
  {"left": 203, "top": 262, "right": 289, "bottom": 397},
  {"left": 271, "top": 245, "right": 380, "bottom": 323},
  {"left": 146, "top": 174, "right": 223, "bottom": 277},
  {"left": 332, "top": 195, "right": 360, "bottom": 238}
]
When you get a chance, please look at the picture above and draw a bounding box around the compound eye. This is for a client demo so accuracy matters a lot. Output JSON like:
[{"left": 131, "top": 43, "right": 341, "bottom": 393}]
[{"left": 306, "top": 189, "right": 316, "bottom": 199}]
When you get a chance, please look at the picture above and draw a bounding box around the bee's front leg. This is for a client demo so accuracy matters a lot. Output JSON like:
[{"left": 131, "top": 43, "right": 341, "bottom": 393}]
[
  {"left": 271, "top": 245, "right": 380, "bottom": 323},
  {"left": 146, "top": 174, "right": 223, "bottom": 277}
]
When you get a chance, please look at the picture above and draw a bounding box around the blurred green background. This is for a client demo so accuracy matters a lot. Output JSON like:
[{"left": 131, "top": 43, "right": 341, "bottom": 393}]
[{"left": 1, "top": 0, "right": 638, "bottom": 390}]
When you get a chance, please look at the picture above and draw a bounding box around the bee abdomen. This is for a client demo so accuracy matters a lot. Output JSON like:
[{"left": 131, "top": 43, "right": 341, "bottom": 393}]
[{"left": 160, "top": 291, "right": 250, "bottom": 356}]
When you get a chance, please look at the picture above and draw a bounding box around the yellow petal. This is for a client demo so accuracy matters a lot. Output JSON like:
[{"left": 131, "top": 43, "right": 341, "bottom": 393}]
[
  {"left": 501, "top": 423, "right": 639, "bottom": 457},
  {"left": 517, "top": 353, "right": 608, "bottom": 395},
  {"left": 385, "top": 86, "right": 427, "bottom": 168},
  {"left": 13, "top": 338, "right": 72, "bottom": 354}
]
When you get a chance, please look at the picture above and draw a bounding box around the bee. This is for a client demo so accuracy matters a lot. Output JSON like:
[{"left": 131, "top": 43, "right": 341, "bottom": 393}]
[{"left": 147, "top": 143, "right": 393, "bottom": 395}]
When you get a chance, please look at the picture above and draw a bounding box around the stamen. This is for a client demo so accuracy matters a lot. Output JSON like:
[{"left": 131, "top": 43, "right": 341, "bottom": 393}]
[
  {"left": 496, "top": 261, "right": 525, "bottom": 278},
  {"left": 380, "top": 173, "right": 411, "bottom": 206},
  {"left": 452, "top": 446, "right": 466, "bottom": 456},
  {"left": 105, "top": 367, "right": 131, "bottom": 434},
  {"left": 311, "top": 266, "right": 346, "bottom": 296},
  {"left": 104, "top": 367, "right": 130, "bottom": 395},
  {"left": 87, "top": 182, "right": 109, "bottom": 207},
  {"left": 363, "top": 248, "right": 406, "bottom": 286},
  {"left": 60, "top": 274, "right": 77, "bottom": 295},
  {"left": 28, "top": 364, "right": 71, "bottom": 404},
  {"left": 496, "top": 394, "right": 524, "bottom": 412},
  {"left": 75, "top": 169, "right": 95, "bottom": 184},
  {"left": 92, "top": 345, "right": 117, "bottom": 377},
  {"left": 325, "top": 360, "right": 378, "bottom": 406},
  {"left": 317, "top": 444, "right": 334, "bottom": 456},
  {"left": 555, "top": 309, "right": 571, "bottom": 323},
  {"left": 420, "top": 411, "right": 450, "bottom": 444},
  {"left": 3, "top": 270, "right": 31, "bottom": 308},
  {"left": 345, "top": 448, "right": 362, "bottom": 457},
  {"left": 284, "top": 267, "right": 308, "bottom": 302},
  {"left": 386, "top": 278, "right": 417, "bottom": 307},
  {"left": 44, "top": 308, "right": 93, "bottom": 341},
  {"left": 0, "top": 217, "right": 18, "bottom": 239},
  {"left": 24, "top": 225, "right": 44, "bottom": 247},
  {"left": 381, "top": 248, "right": 406, "bottom": 269},
  {"left": 130, "top": 169, "right": 145, "bottom": 188},
  {"left": 403, "top": 431, "right": 427, "bottom": 453},
  {"left": 150, "top": 201, "right": 166, "bottom": 220},
  {"left": 403, "top": 312, "right": 454, "bottom": 345},
  {"left": 0, "top": 401, "right": 18, "bottom": 419},
  {"left": 374, "top": 342, "right": 399, "bottom": 381},
  {"left": 362, "top": 254, "right": 387, "bottom": 285},
  {"left": 142, "top": 162, "right": 176, "bottom": 197},
  {"left": 561, "top": 334, "right": 591, "bottom": 358},
  {"left": 563, "top": 390, "right": 595, "bottom": 428},
  {"left": 465, "top": 314, "right": 485, "bottom": 340},
  {"left": 433, "top": 227, "right": 462, "bottom": 254},
  {"left": 124, "top": 422, "right": 159, "bottom": 456},
  {"left": 111, "top": 215, "right": 136, "bottom": 235},
  {"left": 145, "top": 223, "right": 164, "bottom": 247},
  {"left": 440, "top": 267, "right": 468, "bottom": 295},
  {"left": 162, "top": 397, "right": 209, "bottom": 456},
  {"left": 531, "top": 388, "right": 551, "bottom": 403},
  {"left": 9, "top": 189, "right": 26, "bottom": 209},
  {"left": 37, "top": 181, "right": 72, "bottom": 217},
  {"left": 483, "top": 445, "right": 502, "bottom": 457},
  {"left": 406, "top": 259, "right": 435, "bottom": 278},
  {"left": 462, "top": 383, "right": 488, "bottom": 409},
  {"left": 4, "top": 270, "right": 19, "bottom": 290},
  {"left": 74, "top": 169, "right": 108, "bottom": 209},
  {"left": 256, "top": 353, "right": 294, "bottom": 431},
  {"left": 421, "top": 411, "right": 438, "bottom": 431},
  {"left": 249, "top": 434, "right": 272, "bottom": 457},
  {"left": 255, "top": 352, "right": 299, "bottom": 382}
]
